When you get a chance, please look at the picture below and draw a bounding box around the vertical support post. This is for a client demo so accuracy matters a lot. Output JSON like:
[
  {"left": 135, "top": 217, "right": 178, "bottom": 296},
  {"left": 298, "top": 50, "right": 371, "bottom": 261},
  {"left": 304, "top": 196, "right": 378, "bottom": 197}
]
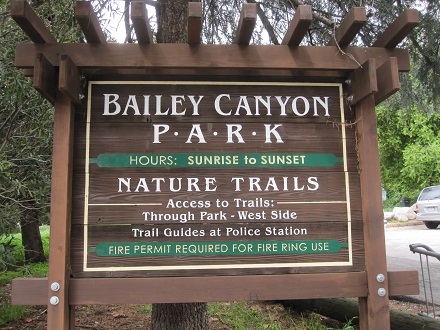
[
  {"left": 355, "top": 94, "right": 390, "bottom": 329},
  {"left": 47, "top": 92, "right": 75, "bottom": 329}
]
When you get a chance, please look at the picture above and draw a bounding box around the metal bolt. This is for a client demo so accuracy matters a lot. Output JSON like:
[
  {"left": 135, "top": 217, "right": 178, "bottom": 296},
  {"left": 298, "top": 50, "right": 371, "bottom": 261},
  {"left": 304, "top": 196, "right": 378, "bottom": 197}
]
[
  {"left": 51, "top": 282, "right": 60, "bottom": 292},
  {"left": 376, "top": 273, "right": 385, "bottom": 283},
  {"left": 50, "top": 296, "right": 60, "bottom": 305},
  {"left": 378, "top": 288, "right": 387, "bottom": 297},
  {"left": 347, "top": 95, "right": 354, "bottom": 104},
  {"left": 345, "top": 79, "right": 351, "bottom": 85}
]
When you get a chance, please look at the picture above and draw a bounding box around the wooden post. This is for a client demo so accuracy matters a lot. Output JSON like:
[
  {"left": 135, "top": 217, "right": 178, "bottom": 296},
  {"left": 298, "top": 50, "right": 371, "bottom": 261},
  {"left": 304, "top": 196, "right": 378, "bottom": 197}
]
[
  {"left": 354, "top": 93, "right": 390, "bottom": 329},
  {"left": 47, "top": 92, "right": 75, "bottom": 329}
]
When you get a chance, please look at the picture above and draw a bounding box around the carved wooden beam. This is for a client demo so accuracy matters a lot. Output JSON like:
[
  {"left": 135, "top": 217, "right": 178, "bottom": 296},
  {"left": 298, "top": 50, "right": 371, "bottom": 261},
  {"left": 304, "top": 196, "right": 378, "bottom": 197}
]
[
  {"left": 188, "top": 2, "right": 202, "bottom": 45},
  {"left": 348, "top": 59, "right": 378, "bottom": 105},
  {"left": 282, "top": 5, "right": 313, "bottom": 46},
  {"left": 59, "top": 54, "right": 81, "bottom": 105},
  {"left": 75, "top": 1, "right": 106, "bottom": 43},
  {"left": 11, "top": 0, "right": 56, "bottom": 43},
  {"left": 375, "top": 57, "right": 400, "bottom": 105},
  {"left": 131, "top": 1, "right": 153, "bottom": 44},
  {"left": 234, "top": 3, "right": 257, "bottom": 45},
  {"left": 328, "top": 7, "right": 366, "bottom": 47},
  {"left": 33, "top": 53, "right": 56, "bottom": 103},
  {"left": 373, "top": 9, "right": 419, "bottom": 48},
  {"left": 15, "top": 44, "right": 412, "bottom": 74}
]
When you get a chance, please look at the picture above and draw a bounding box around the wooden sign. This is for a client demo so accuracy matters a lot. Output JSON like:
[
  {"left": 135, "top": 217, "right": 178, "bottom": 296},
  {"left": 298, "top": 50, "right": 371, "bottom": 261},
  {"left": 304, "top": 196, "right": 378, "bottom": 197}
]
[
  {"left": 11, "top": 3, "right": 421, "bottom": 328},
  {"left": 71, "top": 81, "right": 363, "bottom": 276}
]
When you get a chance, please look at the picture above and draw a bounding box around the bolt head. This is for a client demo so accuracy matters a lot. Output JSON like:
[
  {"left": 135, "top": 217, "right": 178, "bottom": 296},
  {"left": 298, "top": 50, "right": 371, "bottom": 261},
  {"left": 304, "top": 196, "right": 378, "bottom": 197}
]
[
  {"left": 51, "top": 282, "right": 60, "bottom": 292},
  {"left": 50, "top": 296, "right": 59, "bottom": 305},
  {"left": 378, "top": 288, "right": 387, "bottom": 297},
  {"left": 376, "top": 273, "right": 385, "bottom": 283}
]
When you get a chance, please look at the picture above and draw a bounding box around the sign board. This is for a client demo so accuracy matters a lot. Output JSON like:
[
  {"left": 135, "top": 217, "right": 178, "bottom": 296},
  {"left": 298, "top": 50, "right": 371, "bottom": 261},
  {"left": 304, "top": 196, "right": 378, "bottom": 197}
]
[
  {"left": 71, "top": 81, "right": 363, "bottom": 276},
  {"left": 11, "top": 3, "right": 420, "bottom": 328}
]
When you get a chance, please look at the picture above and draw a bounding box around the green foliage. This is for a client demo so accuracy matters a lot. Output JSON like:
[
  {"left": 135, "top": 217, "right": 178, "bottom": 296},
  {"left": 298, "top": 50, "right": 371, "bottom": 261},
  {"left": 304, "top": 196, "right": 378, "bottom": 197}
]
[
  {"left": 377, "top": 96, "right": 440, "bottom": 205},
  {"left": 0, "top": 1, "right": 51, "bottom": 237},
  {"left": 0, "top": 226, "right": 50, "bottom": 272},
  {"left": 207, "top": 302, "right": 357, "bottom": 329},
  {"left": 0, "top": 1, "right": 82, "bottom": 255},
  {"left": 208, "top": 302, "right": 295, "bottom": 329},
  {"left": 0, "top": 303, "right": 32, "bottom": 326},
  {"left": 0, "top": 226, "right": 49, "bottom": 326},
  {"left": 0, "top": 262, "right": 48, "bottom": 286}
]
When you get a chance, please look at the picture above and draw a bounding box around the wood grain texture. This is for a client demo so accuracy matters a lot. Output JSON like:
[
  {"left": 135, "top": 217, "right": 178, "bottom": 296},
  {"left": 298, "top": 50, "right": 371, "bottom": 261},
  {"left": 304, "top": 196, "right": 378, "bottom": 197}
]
[
  {"left": 349, "top": 58, "right": 378, "bottom": 105},
  {"left": 355, "top": 95, "right": 390, "bottom": 328},
  {"left": 328, "top": 7, "right": 366, "bottom": 47},
  {"left": 235, "top": 3, "right": 257, "bottom": 45},
  {"left": 75, "top": 1, "right": 107, "bottom": 43},
  {"left": 12, "top": 270, "right": 419, "bottom": 305},
  {"left": 188, "top": 2, "right": 202, "bottom": 45},
  {"left": 14, "top": 43, "right": 412, "bottom": 74},
  {"left": 47, "top": 93, "right": 75, "bottom": 329},
  {"left": 33, "top": 53, "right": 56, "bottom": 103},
  {"left": 59, "top": 54, "right": 81, "bottom": 105},
  {"left": 10, "top": 0, "right": 56, "bottom": 43},
  {"left": 375, "top": 57, "right": 400, "bottom": 105},
  {"left": 131, "top": 1, "right": 153, "bottom": 44},
  {"left": 282, "top": 5, "right": 313, "bottom": 46},
  {"left": 70, "top": 81, "right": 362, "bottom": 277},
  {"left": 373, "top": 9, "right": 419, "bottom": 48}
]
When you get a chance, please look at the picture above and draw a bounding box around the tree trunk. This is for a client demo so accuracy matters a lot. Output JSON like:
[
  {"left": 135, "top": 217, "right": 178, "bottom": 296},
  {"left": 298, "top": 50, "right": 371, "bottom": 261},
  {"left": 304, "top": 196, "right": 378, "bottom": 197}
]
[
  {"left": 20, "top": 200, "right": 46, "bottom": 263},
  {"left": 151, "top": 303, "right": 209, "bottom": 330},
  {"left": 156, "top": 0, "right": 189, "bottom": 43},
  {"left": 151, "top": 1, "right": 209, "bottom": 329}
]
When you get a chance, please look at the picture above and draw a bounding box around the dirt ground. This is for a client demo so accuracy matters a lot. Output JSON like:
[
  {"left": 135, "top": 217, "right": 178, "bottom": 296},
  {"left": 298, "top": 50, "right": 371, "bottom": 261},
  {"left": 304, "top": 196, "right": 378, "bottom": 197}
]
[{"left": 1, "top": 288, "right": 436, "bottom": 330}]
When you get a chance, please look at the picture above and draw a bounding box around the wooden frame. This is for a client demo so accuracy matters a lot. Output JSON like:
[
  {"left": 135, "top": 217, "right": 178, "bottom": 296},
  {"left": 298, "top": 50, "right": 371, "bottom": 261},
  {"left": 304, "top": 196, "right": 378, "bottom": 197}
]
[
  {"left": 10, "top": 1, "right": 419, "bottom": 329},
  {"left": 13, "top": 270, "right": 419, "bottom": 305}
]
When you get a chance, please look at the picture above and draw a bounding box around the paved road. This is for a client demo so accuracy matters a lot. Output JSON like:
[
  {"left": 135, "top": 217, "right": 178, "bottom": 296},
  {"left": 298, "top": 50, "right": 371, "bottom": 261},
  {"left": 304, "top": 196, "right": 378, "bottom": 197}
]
[{"left": 385, "top": 223, "right": 440, "bottom": 306}]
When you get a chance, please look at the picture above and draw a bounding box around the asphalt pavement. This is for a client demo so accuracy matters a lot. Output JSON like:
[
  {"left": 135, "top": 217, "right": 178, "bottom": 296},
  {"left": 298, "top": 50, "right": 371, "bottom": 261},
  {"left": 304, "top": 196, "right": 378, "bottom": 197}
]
[{"left": 385, "top": 223, "right": 440, "bottom": 307}]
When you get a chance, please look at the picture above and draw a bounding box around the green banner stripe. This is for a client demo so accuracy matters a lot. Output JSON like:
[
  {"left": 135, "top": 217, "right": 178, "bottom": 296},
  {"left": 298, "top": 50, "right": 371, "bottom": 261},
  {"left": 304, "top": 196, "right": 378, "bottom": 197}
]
[
  {"left": 89, "top": 153, "right": 343, "bottom": 168},
  {"left": 91, "top": 240, "right": 348, "bottom": 257}
]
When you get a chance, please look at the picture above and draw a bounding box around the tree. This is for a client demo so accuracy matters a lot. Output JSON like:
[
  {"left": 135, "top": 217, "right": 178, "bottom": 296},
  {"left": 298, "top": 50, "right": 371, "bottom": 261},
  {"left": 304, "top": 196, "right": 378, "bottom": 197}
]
[
  {"left": 377, "top": 96, "right": 440, "bottom": 205},
  {"left": 151, "top": 1, "right": 209, "bottom": 329},
  {"left": 0, "top": 0, "right": 82, "bottom": 264},
  {"left": 1, "top": 0, "right": 51, "bottom": 263}
]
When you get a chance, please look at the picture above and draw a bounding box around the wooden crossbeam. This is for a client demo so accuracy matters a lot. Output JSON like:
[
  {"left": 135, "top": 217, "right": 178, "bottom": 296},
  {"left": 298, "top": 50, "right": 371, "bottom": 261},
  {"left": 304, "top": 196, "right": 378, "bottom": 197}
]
[
  {"left": 75, "top": 1, "right": 106, "bottom": 43},
  {"left": 59, "top": 54, "right": 81, "bottom": 105},
  {"left": 348, "top": 59, "right": 378, "bottom": 105},
  {"left": 33, "top": 53, "right": 56, "bottom": 103},
  {"left": 282, "top": 5, "right": 313, "bottom": 46},
  {"left": 375, "top": 57, "right": 400, "bottom": 105},
  {"left": 373, "top": 9, "right": 419, "bottom": 48},
  {"left": 12, "top": 270, "right": 418, "bottom": 305},
  {"left": 14, "top": 43, "right": 412, "bottom": 74},
  {"left": 328, "top": 7, "right": 366, "bottom": 47},
  {"left": 11, "top": 0, "right": 56, "bottom": 43},
  {"left": 131, "top": 1, "right": 153, "bottom": 44},
  {"left": 188, "top": 2, "right": 202, "bottom": 45},
  {"left": 234, "top": 3, "right": 257, "bottom": 45}
]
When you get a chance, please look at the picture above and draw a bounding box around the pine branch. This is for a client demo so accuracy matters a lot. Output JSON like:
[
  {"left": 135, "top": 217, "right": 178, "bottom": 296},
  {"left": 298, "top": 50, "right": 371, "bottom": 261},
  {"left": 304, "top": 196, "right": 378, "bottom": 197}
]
[{"left": 246, "top": 0, "right": 280, "bottom": 45}]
